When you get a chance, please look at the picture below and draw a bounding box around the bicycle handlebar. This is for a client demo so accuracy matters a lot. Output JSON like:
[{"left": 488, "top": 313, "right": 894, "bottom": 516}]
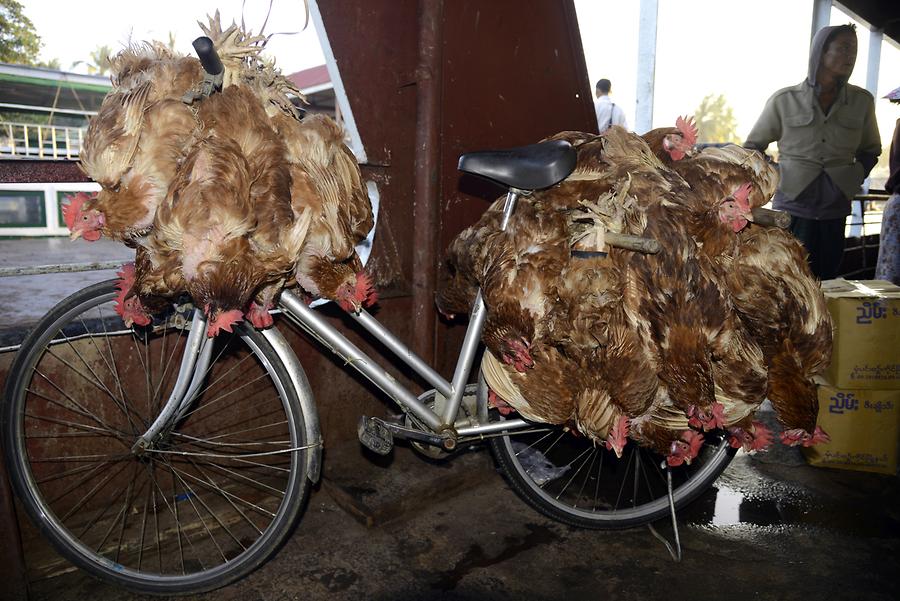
[{"left": 192, "top": 36, "right": 223, "bottom": 76}]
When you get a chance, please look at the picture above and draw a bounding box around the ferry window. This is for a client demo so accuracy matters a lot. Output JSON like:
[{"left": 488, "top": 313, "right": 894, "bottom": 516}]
[{"left": 0, "top": 191, "right": 46, "bottom": 228}]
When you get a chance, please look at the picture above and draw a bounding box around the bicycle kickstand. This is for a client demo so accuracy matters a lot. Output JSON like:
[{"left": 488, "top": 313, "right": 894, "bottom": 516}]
[{"left": 647, "top": 461, "right": 683, "bottom": 562}]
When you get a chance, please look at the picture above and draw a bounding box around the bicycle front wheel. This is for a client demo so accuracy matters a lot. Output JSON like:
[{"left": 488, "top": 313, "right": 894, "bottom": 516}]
[{"left": 2, "top": 280, "right": 311, "bottom": 595}]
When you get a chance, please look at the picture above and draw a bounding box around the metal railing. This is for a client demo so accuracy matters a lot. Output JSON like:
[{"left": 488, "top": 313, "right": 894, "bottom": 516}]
[
  {"left": 841, "top": 192, "right": 890, "bottom": 279},
  {"left": 0, "top": 121, "right": 86, "bottom": 159}
]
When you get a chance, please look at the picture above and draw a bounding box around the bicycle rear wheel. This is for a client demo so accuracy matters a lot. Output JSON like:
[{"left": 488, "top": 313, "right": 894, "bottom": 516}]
[
  {"left": 2, "top": 280, "right": 311, "bottom": 594},
  {"left": 486, "top": 383, "right": 735, "bottom": 529}
]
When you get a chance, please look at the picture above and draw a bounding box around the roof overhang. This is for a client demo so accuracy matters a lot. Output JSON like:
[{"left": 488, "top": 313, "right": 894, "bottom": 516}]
[
  {"left": 836, "top": 0, "right": 900, "bottom": 48},
  {"left": 0, "top": 63, "right": 111, "bottom": 116}
]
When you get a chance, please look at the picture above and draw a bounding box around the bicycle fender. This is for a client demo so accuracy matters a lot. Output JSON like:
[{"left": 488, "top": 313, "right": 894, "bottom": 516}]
[{"left": 261, "top": 327, "right": 323, "bottom": 483}]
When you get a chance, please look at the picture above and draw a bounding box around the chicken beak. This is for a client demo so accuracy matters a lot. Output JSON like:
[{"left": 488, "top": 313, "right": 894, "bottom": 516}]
[{"left": 69, "top": 229, "right": 83, "bottom": 241}]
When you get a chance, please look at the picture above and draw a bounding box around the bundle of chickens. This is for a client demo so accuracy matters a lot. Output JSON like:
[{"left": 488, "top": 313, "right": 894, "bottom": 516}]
[
  {"left": 63, "top": 14, "right": 376, "bottom": 337},
  {"left": 436, "top": 119, "right": 833, "bottom": 464}
]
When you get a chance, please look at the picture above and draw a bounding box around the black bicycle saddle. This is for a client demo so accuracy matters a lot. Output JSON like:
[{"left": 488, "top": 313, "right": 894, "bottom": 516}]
[{"left": 457, "top": 139, "right": 576, "bottom": 190}]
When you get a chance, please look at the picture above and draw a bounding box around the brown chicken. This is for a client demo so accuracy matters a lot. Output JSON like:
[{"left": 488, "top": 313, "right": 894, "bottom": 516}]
[
  {"left": 641, "top": 115, "right": 698, "bottom": 165},
  {"left": 152, "top": 133, "right": 260, "bottom": 335},
  {"left": 440, "top": 119, "right": 832, "bottom": 466},
  {"left": 275, "top": 113, "right": 376, "bottom": 313},
  {"left": 193, "top": 84, "right": 299, "bottom": 329},
  {"left": 724, "top": 226, "right": 833, "bottom": 446},
  {"left": 68, "top": 45, "right": 201, "bottom": 243},
  {"left": 64, "top": 15, "right": 373, "bottom": 336}
]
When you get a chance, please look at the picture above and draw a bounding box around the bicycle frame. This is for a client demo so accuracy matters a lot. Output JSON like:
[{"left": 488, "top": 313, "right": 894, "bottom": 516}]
[
  {"left": 277, "top": 187, "right": 530, "bottom": 440},
  {"left": 135, "top": 187, "right": 532, "bottom": 457}
]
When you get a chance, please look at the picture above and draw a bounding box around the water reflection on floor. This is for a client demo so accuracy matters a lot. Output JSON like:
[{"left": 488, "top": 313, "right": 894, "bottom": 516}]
[
  {"left": 678, "top": 452, "right": 900, "bottom": 541},
  {"left": 710, "top": 485, "right": 744, "bottom": 526}
]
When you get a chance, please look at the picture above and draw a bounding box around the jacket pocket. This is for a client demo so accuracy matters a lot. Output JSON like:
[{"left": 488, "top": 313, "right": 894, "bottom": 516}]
[
  {"left": 785, "top": 112, "right": 814, "bottom": 127},
  {"left": 836, "top": 113, "right": 863, "bottom": 129}
]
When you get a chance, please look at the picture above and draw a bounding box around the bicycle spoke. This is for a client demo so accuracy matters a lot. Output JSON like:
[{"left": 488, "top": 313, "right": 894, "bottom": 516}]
[
  {"left": 137, "top": 475, "right": 151, "bottom": 571},
  {"left": 65, "top": 320, "right": 141, "bottom": 431},
  {"left": 179, "top": 370, "right": 271, "bottom": 424},
  {"left": 185, "top": 455, "right": 267, "bottom": 536},
  {"left": 183, "top": 407, "right": 288, "bottom": 446},
  {"left": 127, "top": 327, "right": 153, "bottom": 422},
  {"left": 612, "top": 444, "right": 638, "bottom": 511},
  {"left": 592, "top": 448, "right": 605, "bottom": 512},
  {"left": 25, "top": 409, "right": 129, "bottom": 441},
  {"left": 111, "top": 464, "right": 142, "bottom": 562},
  {"left": 33, "top": 456, "right": 126, "bottom": 486},
  {"left": 94, "top": 308, "right": 142, "bottom": 436},
  {"left": 59, "top": 458, "right": 131, "bottom": 521},
  {"left": 165, "top": 462, "right": 229, "bottom": 563},
  {"left": 152, "top": 486, "right": 162, "bottom": 574},
  {"left": 166, "top": 462, "right": 278, "bottom": 520},
  {"left": 181, "top": 460, "right": 288, "bottom": 498},
  {"left": 573, "top": 446, "right": 599, "bottom": 509},
  {"left": 175, "top": 420, "right": 290, "bottom": 446},
  {"left": 142, "top": 459, "right": 207, "bottom": 573},
  {"left": 554, "top": 445, "right": 598, "bottom": 499},
  {"left": 29, "top": 374, "right": 131, "bottom": 442},
  {"left": 152, "top": 319, "right": 185, "bottom": 411}
]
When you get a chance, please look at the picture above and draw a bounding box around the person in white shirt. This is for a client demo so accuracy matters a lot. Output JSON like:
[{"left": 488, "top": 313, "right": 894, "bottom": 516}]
[{"left": 594, "top": 78, "right": 627, "bottom": 133}]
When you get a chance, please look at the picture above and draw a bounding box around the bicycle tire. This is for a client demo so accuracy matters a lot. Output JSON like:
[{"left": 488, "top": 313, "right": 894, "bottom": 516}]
[
  {"left": 2, "top": 280, "right": 311, "bottom": 595},
  {"left": 486, "top": 383, "right": 735, "bottom": 529}
]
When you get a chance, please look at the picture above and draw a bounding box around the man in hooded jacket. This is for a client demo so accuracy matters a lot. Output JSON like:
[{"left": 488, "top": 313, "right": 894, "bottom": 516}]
[{"left": 744, "top": 24, "right": 881, "bottom": 280}]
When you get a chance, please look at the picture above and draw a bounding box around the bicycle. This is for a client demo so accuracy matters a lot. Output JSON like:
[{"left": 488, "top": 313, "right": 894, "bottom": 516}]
[{"left": 1, "top": 42, "right": 735, "bottom": 598}]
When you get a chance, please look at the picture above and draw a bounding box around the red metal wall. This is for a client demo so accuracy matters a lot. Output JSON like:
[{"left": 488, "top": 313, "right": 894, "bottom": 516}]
[{"left": 318, "top": 0, "right": 596, "bottom": 376}]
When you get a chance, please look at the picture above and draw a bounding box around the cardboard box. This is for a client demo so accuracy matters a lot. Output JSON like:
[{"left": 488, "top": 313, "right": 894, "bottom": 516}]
[
  {"left": 802, "top": 381, "right": 899, "bottom": 475},
  {"left": 820, "top": 279, "right": 900, "bottom": 389}
]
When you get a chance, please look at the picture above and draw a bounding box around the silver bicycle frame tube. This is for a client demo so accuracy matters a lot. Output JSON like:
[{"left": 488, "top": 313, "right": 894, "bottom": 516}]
[
  {"left": 439, "top": 189, "right": 519, "bottom": 425},
  {"left": 278, "top": 189, "right": 524, "bottom": 436},
  {"left": 280, "top": 290, "right": 445, "bottom": 431},
  {"left": 348, "top": 309, "right": 453, "bottom": 398}
]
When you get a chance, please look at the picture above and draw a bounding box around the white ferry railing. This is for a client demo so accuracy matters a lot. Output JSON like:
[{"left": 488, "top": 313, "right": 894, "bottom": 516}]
[{"left": 0, "top": 121, "right": 86, "bottom": 159}]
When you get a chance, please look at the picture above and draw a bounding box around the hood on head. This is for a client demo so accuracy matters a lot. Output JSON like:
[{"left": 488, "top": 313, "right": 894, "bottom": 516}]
[{"left": 808, "top": 24, "right": 856, "bottom": 88}]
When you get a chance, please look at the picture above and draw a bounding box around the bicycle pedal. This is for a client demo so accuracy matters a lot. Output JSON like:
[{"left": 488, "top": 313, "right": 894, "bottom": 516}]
[{"left": 357, "top": 416, "right": 394, "bottom": 455}]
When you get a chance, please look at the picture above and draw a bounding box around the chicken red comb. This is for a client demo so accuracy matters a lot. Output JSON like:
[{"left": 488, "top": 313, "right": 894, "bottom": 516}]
[
  {"left": 113, "top": 262, "right": 136, "bottom": 320},
  {"left": 115, "top": 262, "right": 136, "bottom": 288},
  {"left": 207, "top": 309, "right": 244, "bottom": 337},
  {"left": 749, "top": 421, "right": 774, "bottom": 451},
  {"left": 733, "top": 182, "right": 752, "bottom": 209},
  {"left": 682, "top": 429, "right": 705, "bottom": 459},
  {"left": 62, "top": 192, "right": 93, "bottom": 231},
  {"left": 676, "top": 116, "right": 698, "bottom": 147},
  {"left": 604, "top": 415, "right": 629, "bottom": 458},
  {"left": 353, "top": 272, "right": 378, "bottom": 308},
  {"left": 805, "top": 425, "right": 830, "bottom": 446}
]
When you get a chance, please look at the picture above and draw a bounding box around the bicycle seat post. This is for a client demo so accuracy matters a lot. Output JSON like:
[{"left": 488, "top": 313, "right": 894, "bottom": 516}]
[{"left": 499, "top": 188, "right": 524, "bottom": 231}]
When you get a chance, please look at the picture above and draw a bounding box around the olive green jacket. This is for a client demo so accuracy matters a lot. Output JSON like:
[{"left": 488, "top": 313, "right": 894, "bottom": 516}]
[{"left": 744, "top": 80, "right": 881, "bottom": 202}]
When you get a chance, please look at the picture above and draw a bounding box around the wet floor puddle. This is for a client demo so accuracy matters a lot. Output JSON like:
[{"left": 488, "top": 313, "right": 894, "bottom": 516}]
[{"left": 680, "top": 473, "right": 899, "bottom": 538}]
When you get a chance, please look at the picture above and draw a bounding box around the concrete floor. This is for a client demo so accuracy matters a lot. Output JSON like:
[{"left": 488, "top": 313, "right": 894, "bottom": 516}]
[
  {"left": 3, "top": 238, "right": 900, "bottom": 600},
  {"left": 0, "top": 237, "right": 133, "bottom": 345},
  {"left": 19, "top": 432, "right": 900, "bottom": 601}
]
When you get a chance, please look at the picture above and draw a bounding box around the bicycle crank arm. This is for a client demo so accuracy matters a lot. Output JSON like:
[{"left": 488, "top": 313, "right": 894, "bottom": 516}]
[{"left": 358, "top": 416, "right": 457, "bottom": 455}]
